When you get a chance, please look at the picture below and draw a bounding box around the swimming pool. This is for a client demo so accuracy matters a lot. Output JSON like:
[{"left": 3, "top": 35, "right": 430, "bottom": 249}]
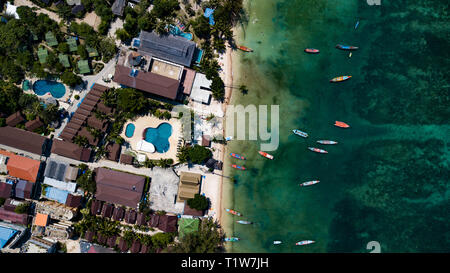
[
  {"left": 33, "top": 80, "right": 66, "bottom": 99},
  {"left": 0, "top": 226, "right": 18, "bottom": 248},
  {"left": 170, "top": 25, "right": 193, "bottom": 40},
  {"left": 144, "top": 123, "right": 172, "bottom": 153},
  {"left": 125, "top": 123, "right": 135, "bottom": 138}
]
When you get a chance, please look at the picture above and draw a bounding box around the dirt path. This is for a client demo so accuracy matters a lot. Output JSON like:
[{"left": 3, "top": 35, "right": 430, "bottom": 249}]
[{"left": 14, "top": 0, "right": 63, "bottom": 23}]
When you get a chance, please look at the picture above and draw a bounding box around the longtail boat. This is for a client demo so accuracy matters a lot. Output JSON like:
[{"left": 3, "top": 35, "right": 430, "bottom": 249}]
[
  {"left": 293, "top": 129, "right": 308, "bottom": 138},
  {"left": 225, "top": 208, "right": 242, "bottom": 216},
  {"left": 316, "top": 140, "right": 338, "bottom": 145},
  {"left": 231, "top": 164, "right": 246, "bottom": 170},
  {"left": 336, "top": 44, "right": 359, "bottom": 51},
  {"left": 300, "top": 180, "right": 320, "bottom": 187},
  {"left": 230, "top": 153, "right": 246, "bottom": 160},
  {"left": 238, "top": 45, "right": 253, "bottom": 52},
  {"left": 308, "top": 147, "right": 328, "bottom": 154},
  {"left": 224, "top": 237, "right": 240, "bottom": 242},
  {"left": 334, "top": 121, "right": 350, "bottom": 128},
  {"left": 304, "top": 48, "right": 320, "bottom": 54},
  {"left": 296, "top": 240, "right": 315, "bottom": 246},
  {"left": 236, "top": 220, "right": 253, "bottom": 225},
  {"left": 258, "top": 151, "right": 274, "bottom": 160},
  {"left": 330, "top": 76, "right": 352, "bottom": 82},
  {"left": 273, "top": 241, "right": 282, "bottom": 245}
]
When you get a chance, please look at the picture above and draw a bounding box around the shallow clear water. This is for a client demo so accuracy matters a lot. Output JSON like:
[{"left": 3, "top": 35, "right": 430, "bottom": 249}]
[
  {"left": 144, "top": 122, "right": 172, "bottom": 153},
  {"left": 125, "top": 123, "right": 136, "bottom": 138},
  {"left": 223, "top": 0, "right": 449, "bottom": 253},
  {"left": 33, "top": 80, "right": 66, "bottom": 99}
]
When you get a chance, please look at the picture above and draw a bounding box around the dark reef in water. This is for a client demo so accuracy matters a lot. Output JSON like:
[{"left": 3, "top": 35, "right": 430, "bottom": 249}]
[
  {"left": 354, "top": 0, "right": 450, "bottom": 125},
  {"left": 327, "top": 139, "right": 450, "bottom": 252}
]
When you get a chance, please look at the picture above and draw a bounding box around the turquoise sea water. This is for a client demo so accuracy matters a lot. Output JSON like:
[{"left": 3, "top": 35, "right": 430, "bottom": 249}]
[
  {"left": 33, "top": 80, "right": 66, "bottom": 99},
  {"left": 224, "top": 0, "right": 449, "bottom": 253},
  {"left": 144, "top": 123, "right": 172, "bottom": 153}
]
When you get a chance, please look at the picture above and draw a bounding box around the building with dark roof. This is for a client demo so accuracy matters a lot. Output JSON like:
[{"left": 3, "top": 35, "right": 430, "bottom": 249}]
[
  {"left": 107, "top": 236, "right": 117, "bottom": 248},
  {"left": 140, "top": 244, "right": 149, "bottom": 253},
  {"left": 90, "top": 199, "right": 103, "bottom": 215},
  {"left": 51, "top": 139, "right": 92, "bottom": 162},
  {"left": 112, "top": 0, "right": 126, "bottom": 16},
  {"left": 112, "top": 206, "right": 125, "bottom": 221},
  {"left": 0, "top": 207, "right": 29, "bottom": 225},
  {"left": 14, "top": 180, "right": 34, "bottom": 199},
  {"left": 6, "top": 111, "right": 24, "bottom": 127},
  {"left": 157, "top": 215, "right": 178, "bottom": 233},
  {"left": 94, "top": 168, "right": 145, "bottom": 209},
  {"left": 130, "top": 240, "right": 141, "bottom": 253},
  {"left": 149, "top": 214, "right": 159, "bottom": 228},
  {"left": 183, "top": 202, "right": 204, "bottom": 217},
  {"left": 118, "top": 238, "right": 128, "bottom": 252},
  {"left": 138, "top": 31, "right": 196, "bottom": 67},
  {"left": 71, "top": 4, "right": 84, "bottom": 14},
  {"left": 113, "top": 65, "right": 180, "bottom": 100},
  {"left": 0, "top": 126, "right": 49, "bottom": 155},
  {"left": 124, "top": 209, "right": 137, "bottom": 224},
  {"left": 84, "top": 230, "right": 94, "bottom": 242},
  {"left": 25, "top": 118, "right": 44, "bottom": 131},
  {"left": 105, "top": 143, "right": 121, "bottom": 162},
  {"left": 0, "top": 182, "right": 12, "bottom": 199},
  {"left": 101, "top": 203, "right": 114, "bottom": 218},
  {"left": 120, "top": 154, "right": 133, "bottom": 165},
  {"left": 136, "top": 212, "right": 146, "bottom": 226},
  {"left": 96, "top": 232, "right": 107, "bottom": 245},
  {"left": 65, "top": 194, "right": 82, "bottom": 208}
]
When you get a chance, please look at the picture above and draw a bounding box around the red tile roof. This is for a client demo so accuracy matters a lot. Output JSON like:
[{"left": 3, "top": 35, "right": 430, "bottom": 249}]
[{"left": 6, "top": 155, "right": 41, "bottom": 182}]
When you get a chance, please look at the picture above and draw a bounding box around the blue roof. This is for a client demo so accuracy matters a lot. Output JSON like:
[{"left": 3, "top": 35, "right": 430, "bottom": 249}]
[
  {"left": 45, "top": 186, "right": 69, "bottom": 204},
  {"left": 0, "top": 226, "right": 18, "bottom": 248}
]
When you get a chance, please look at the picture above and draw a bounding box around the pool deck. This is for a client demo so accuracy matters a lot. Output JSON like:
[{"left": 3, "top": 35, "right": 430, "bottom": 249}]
[{"left": 120, "top": 115, "right": 182, "bottom": 163}]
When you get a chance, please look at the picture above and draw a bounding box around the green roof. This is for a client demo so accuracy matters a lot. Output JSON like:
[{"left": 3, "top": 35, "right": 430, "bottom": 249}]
[
  {"left": 66, "top": 37, "right": 78, "bottom": 52},
  {"left": 37, "top": 48, "right": 48, "bottom": 64},
  {"left": 86, "top": 46, "right": 98, "bottom": 57},
  {"left": 77, "top": 59, "right": 91, "bottom": 74},
  {"left": 59, "top": 54, "right": 70, "bottom": 68},
  {"left": 30, "top": 31, "right": 39, "bottom": 41},
  {"left": 45, "top": 31, "right": 58, "bottom": 47},
  {"left": 178, "top": 218, "right": 199, "bottom": 238}
]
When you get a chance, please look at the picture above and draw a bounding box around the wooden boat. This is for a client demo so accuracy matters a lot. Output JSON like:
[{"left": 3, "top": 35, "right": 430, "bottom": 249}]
[
  {"left": 258, "top": 151, "right": 274, "bottom": 160},
  {"left": 225, "top": 237, "right": 240, "bottom": 242},
  {"left": 230, "top": 153, "right": 246, "bottom": 160},
  {"left": 273, "top": 241, "right": 282, "bottom": 245},
  {"left": 330, "top": 75, "right": 352, "bottom": 82},
  {"left": 317, "top": 140, "right": 338, "bottom": 145},
  {"left": 334, "top": 121, "right": 350, "bottom": 128},
  {"left": 225, "top": 208, "right": 242, "bottom": 216},
  {"left": 304, "top": 48, "right": 320, "bottom": 54},
  {"left": 300, "top": 180, "right": 320, "bottom": 187},
  {"left": 355, "top": 20, "right": 360, "bottom": 29},
  {"left": 308, "top": 147, "right": 328, "bottom": 154},
  {"left": 231, "top": 164, "right": 246, "bottom": 170},
  {"left": 296, "top": 240, "right": 315, "bottom": 246},
  {"left": 236, "top": 220, "right": 253, "bottom": 225},
  {"left": 336, "top": 44, "right": 359, "bottom": 51},
  {"left": 293, "top": 129, "right": 308, "bottom": 138},
  {"left": 238, "top": 45, "right": 253, "bottom": 52}
]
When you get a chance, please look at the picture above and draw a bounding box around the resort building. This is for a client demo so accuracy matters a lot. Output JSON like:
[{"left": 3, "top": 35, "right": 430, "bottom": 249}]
[
  {"left": 5, "top": 111, "right": 24, "bottom": 127},
  {"left": 3, "top": 153, "right": 42, "bottom": 183},
  {"left": 21, "top": 236, "right": 56, "bottom": 253},
  {"left": 77, "top": 59, "right": 91, "bottom": 74},
  {"left": 45, "top": 31, "right": 58, "bottom": 47},
  {"left": 94, "top": 167, "right": 146, "bottom": 209},
  {"left": 176, "top": 172, "right": 202, "bottom": 203},
  {"left": 149, "top": 214, "right": 178, "bottom": 233},
  {"left": 0, "top": 126, "right": 50, "bottom": 156},
  {"left": 51, "top": 139, "right": 92, "bottom": 162},
  {"left": 112, "top": 0, "right": 126, "bottom": 16},
  {"left": 190, "top": 73, "right": 213, "bottom": 104},
  {"left": 0, "top": 207, "right": 30, "bottom": 225},
  {"left": 35, "top": 200, "right": 77, "bottom": 221}
]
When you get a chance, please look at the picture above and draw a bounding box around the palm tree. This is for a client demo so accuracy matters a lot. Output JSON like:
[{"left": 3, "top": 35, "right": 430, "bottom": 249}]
[
  {"left": 30, "top": 101, "right": 44, "bottom": 118},
  {"left": 73, "top": 135, "right": 89, "bottom": 147},
  {"left": 95, "top": 146, "right": 108, "bottom": 160}
]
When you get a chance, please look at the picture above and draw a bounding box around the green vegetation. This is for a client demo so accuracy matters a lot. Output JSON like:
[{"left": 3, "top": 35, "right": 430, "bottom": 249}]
[
  {"left": 76, "top": 168, "right": 96, "bottom": 195},
  {"left": 0, "top": 197, "right": 5, "bottom": 206},
  {"left": 172, "top": 218, "right": 224, "bottom": 253},
  {"left": 177, "top": 145, "right": 213, "bottom": 164},
  {"left": 14, "top": 203, "right": 30, "bottom": 214},
  {"left": 151, "top": 232, "right": 175, "bottom": 249},
  {"left": 187, "top": 194, "right": 209, "bottom": 211},
  {"left": 61, "top": 71, "right": 82, "bottom": 87},
  {"left": 328, "top": 139, "right": 449, "bottom": 252}
]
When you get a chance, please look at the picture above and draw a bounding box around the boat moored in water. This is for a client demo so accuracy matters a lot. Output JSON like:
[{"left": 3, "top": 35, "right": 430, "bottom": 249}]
[
  {"left": 336, "top": 44, "right": 359, "bottom": 51},
  {"left": 334, "top": 121, "right": 350, "bottom": 128},
  {"left": 308, "top": 147, "right": 328, "bottom": 154},
  {"left": 238, "top": 45, "right": 253, "bottom": 52},
  {"left": 355, "top": 20, "right": 360, "bottom": 29},
  {"left": 273, "top": 241, "right": 282, "bottom": 245},
  {"left": 300, "top": 180, "right": 320, "bottom": 187},
  {"left": 236, "top": 220, "right": 253, "bottom": 225},
  {"left": 317, "top": 140, "right": 338, "bottom": 145},
  {"left": 230, "top": 153, "right": 246, "bottom": 160},
  {"left": 231, "top": 164, "right": 246, "bottom": 170},
  {"left": 330, "top": 75, "right": 352, "bottom": 82},
  {"left": 293, "top": 129, "right": 308, "bottom": 138},
  {"left": 225, "top": 237, "right": 240, "bottom": 242},
  {"left": 258, "top": 151, "right": 274, "bottom": 160},
  {"left": 304, "top": 48, "right": 320, "bottom": 54},
  {"left": 226, "top": 208, "right": 242, "bottom": 216},
  {"left": 296, "top": 240, "right": 315, "bottom": 246}
]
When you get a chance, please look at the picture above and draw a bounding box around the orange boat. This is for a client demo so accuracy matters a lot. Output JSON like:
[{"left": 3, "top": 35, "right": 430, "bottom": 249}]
[
  {"left": 330, "top": 76, "right": 352, "bottom": 82},
  {"left": 335, "top": 121, "right": 350, "bottom": 128},
  {"left": 258, "top": 151, "right": 274, "bottom": 160},
  {"left": 238, "top": 45, "right": 253, "bottom": 52}
]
